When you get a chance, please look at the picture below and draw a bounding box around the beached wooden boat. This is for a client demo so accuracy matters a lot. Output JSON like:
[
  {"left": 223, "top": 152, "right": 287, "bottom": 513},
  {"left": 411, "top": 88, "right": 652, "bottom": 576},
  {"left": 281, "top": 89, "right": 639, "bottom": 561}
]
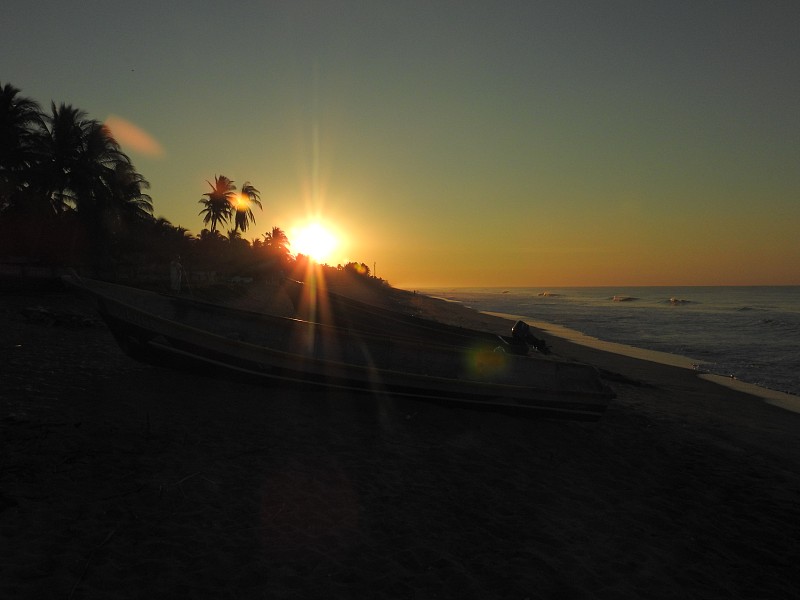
[
  {"left": 281, "top": 278, "right": 552, "bottom": 354},
  {"left": 66, "top": 276, "right": 614, "bottom": 420}
]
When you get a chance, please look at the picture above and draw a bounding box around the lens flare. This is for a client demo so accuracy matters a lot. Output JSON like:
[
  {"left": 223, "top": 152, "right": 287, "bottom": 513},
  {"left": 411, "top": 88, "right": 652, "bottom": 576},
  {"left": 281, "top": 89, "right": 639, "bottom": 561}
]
[
  {"left": 465, "top": 345, "right": 509, "bottom": 380},
  {"left": 105, "top": 115, "right": 165, "bottom": 158}
]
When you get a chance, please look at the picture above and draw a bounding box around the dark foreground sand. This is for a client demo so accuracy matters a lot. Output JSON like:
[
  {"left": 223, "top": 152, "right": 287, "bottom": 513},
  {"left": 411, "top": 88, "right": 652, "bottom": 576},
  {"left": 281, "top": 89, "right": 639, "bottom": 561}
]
[{"left": 2, "top": 281, "right": 799, "bottom": 599}]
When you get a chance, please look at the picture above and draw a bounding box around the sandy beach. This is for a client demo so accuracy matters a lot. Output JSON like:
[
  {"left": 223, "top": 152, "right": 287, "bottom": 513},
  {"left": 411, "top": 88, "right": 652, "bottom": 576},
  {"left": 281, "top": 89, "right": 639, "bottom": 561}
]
[{"left": 2, "top": 280, "right": 799, "bottom": 599}]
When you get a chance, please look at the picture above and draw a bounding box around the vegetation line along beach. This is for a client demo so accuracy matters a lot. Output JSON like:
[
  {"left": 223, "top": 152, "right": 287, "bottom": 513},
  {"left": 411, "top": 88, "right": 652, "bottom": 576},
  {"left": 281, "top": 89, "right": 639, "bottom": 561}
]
[{"left": 1, "top": 83, "right": 377, "bottom": 289}]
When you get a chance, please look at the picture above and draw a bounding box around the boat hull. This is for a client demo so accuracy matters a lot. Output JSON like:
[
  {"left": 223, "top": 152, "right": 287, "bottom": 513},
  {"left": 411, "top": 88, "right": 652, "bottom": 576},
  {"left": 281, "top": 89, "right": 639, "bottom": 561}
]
[{"left": 69, "top": 277, "right": 614, "bottom": 420}]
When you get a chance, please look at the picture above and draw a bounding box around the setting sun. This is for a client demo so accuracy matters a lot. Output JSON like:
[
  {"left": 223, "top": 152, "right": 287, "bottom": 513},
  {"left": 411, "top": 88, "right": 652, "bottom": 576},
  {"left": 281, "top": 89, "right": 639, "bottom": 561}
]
[{"left": 291, "top": 222, "right": 338, "bottom": 264}]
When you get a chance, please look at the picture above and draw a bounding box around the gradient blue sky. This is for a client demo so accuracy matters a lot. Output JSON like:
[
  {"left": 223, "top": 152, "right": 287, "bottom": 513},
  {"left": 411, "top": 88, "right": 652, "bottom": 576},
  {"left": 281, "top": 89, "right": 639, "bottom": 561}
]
[{"left": 4, "top": 1, "right": 799, "bottom": 287}]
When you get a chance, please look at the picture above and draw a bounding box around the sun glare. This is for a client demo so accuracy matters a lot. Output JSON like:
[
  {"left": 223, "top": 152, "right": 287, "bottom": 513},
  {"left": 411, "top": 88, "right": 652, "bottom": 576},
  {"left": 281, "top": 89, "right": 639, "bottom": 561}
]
[{"left": 292, "top": 222, "right": 338, "bottom": 263}]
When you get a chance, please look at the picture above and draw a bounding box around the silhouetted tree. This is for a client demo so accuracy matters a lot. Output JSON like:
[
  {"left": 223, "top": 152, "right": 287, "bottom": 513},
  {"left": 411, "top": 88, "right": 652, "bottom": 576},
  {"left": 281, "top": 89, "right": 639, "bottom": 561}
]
[
  {"left": 37, "top": 104, "right": 122, "bottom": 214},
  {"left": 36, "top": 104, "right": 152, "bottom": 260},
  {"left": 2, "top": 84, "right": 378, "bottom": 283},
  {"left": 262, "top": 226, "right": 290, "bottom": 256},
  {"left": 198, "top": 174, "right": 236, "bottom": 233},
  {"left": 343, "top": 261, "right": 371, "bottom": 277},
  {"left": 233, "top": 181, "right": 262, "bottom": 234},
  {"left": 258, "top": 225, "right": 291, "bottom": 277},
  {"left": 0, "top": 83, "right": 44, "bottom": 213},
  {"left": 1, "top": 86, "right": 153, "bottom": 263},
  {"left": 137, "top": 217, "right": 194, "bottom": 259},
  {"left": 198, "top": 228, "right": 226, "bottom": 246}
]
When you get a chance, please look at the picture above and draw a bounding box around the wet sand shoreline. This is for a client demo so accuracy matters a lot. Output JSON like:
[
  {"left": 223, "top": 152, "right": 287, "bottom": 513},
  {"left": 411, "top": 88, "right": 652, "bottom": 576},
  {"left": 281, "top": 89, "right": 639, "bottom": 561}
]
[{"left": 2, "top": 282, "right": 799, "bottom": 598}]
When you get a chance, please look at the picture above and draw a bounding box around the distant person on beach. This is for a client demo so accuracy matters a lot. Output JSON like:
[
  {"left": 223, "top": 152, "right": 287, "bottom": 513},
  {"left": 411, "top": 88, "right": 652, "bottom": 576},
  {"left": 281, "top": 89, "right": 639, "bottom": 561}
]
[{"left": 170, "top": 255, "right": 183, "bottom": 293}]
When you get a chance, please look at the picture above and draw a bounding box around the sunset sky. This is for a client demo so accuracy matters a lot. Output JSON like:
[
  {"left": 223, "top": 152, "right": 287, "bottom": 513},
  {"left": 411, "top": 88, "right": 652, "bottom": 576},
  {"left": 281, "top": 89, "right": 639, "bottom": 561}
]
[{"left": 4, "top": 1, "right": 799, "bottom": 287}]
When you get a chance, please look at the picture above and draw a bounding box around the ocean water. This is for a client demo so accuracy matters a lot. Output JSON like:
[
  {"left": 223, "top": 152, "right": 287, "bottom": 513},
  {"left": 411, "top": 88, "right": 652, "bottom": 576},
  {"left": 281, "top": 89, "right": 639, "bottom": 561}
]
[{"left": 417, "top": 286, "right": 800, "bottom": 398}]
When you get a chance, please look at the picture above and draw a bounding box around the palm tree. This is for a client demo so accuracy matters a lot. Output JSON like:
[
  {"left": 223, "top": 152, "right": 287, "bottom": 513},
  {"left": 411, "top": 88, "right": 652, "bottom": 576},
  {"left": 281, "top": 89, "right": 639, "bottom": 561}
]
[
  {"left": 232, "top": 181, "right": 262, "bottom": 234},
  {"left": 44, "top": 108, "right": 149, "bottom": 252},
  {"left": 37, "top": 103, "right": 93, "bottom": 214},
  {"left": 0, "top": 83, "right": 44, "bottom": 213},
  {"left": 263, "top": 226, "right": 290, "bottom": 256},
  {"left": 35, "top": 103, "right": 136, "bottom": 218},
  {"left": 105, "top": 160, "right": 154, "bottom": 226},
  {"left": 199, "top": 228, "right": 226, "bottom": 244},
  {"left": 198, "top": 174, "right": 236, "bottom": 233},
  {"left": 263, "top": 225, "right": 291, "bottom": 269},
  {"left": 260, "top": 226, "right": 291, "bottom": 279},
  {"left": 1, "top": 85, "right": 155, "bottom": 263}
]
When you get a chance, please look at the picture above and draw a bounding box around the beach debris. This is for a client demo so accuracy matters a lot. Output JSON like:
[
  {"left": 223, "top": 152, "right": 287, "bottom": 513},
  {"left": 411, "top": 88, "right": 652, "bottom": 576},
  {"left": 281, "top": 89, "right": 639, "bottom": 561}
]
[{"left": 511, "top": 320, "right": 551, "bottom": 355}]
